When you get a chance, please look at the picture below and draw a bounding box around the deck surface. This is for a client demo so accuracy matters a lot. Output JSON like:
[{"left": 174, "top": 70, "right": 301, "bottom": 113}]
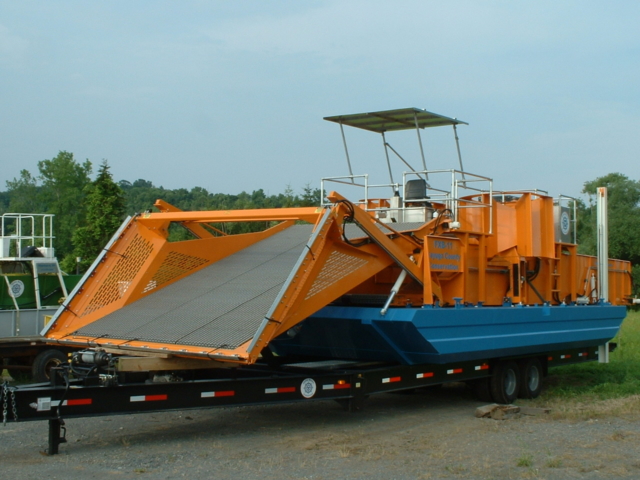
[{"left": 76, "top": 225, "right": 313, "bottom": 349}]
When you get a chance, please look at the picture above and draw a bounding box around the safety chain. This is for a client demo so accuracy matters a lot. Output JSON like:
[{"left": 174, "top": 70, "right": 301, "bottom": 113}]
[{"left": 1, "top": 380, "right": 18, "bottom": 426}]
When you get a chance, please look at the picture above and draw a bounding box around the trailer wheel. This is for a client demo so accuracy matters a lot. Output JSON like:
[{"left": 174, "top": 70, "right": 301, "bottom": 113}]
[
  {"left": 518, "top": 358, "right": 543, "bottom": 399},
  {"left": 471, "top": 377, "right": 493, "bottom": 402},
  {"left": 32, "top": 349, "right": 66, "bottom": 383},
  {"left": 490, "top": 360, "right": 520, "bottom": 404}
]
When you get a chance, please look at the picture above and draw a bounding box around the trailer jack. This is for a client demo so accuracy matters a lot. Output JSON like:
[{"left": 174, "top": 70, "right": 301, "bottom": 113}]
[{"left": 47, "top": 417, "right": 67, "bottom": 455}]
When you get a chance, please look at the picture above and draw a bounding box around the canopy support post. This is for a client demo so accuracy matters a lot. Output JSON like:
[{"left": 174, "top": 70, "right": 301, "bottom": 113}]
[
  {"left": 339, "top": 121, "right": 355, "bottom": 183},
  {"left": 381, "top": 132, "right": 397, "bottom": 194},
  {"left": 414, "top": 112, "right": 428, "bottom": 180},
  {"left": 453, "top": 124, "right": 466, "bottom": 180}
]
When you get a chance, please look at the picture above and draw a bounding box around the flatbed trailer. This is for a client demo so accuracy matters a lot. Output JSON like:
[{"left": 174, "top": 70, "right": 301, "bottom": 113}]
[
  {"left": 1, "top": 343, "right": 611, "bottom": 455},
  {"left": 2, "top": 107, "right": 634, "bottom": 455}
]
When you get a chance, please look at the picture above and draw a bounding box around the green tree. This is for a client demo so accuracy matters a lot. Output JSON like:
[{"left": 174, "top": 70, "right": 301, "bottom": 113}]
[
  {"left": 38, "top": 151, "right": 93, "bottom": 258},
  {"left": 62, "top": 161, "right": 126, "bottom": 272},
  {"left": 577, "top": 173, "right": 640, "bottom": 296},
  {"left": 300, "top": 183, "right": 321, "bottom": 207},
  {"left": 282, "top": 185, "right": 295, "bottom": 208},
  {"left": 0, "top": 191, "right": 9, "bottom": 214},
  {"left": 5, "top": 152, "right": 92, "bottom": 258},
  {"left": 5, "top": 169, "right": 44, "bottom": 213}
]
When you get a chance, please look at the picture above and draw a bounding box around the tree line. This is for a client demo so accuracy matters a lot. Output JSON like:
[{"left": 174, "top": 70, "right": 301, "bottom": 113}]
[
  {"left": 1, "top": 151, "right": 639, "bottom": 296},
  {"left": 0, "top": 151, "right": 320, "bottom": 272}
]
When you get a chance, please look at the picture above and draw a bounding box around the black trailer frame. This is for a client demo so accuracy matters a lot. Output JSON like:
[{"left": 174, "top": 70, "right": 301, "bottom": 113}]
[{"left": 1, "top": 345, "right": 602, "bottom": 455}]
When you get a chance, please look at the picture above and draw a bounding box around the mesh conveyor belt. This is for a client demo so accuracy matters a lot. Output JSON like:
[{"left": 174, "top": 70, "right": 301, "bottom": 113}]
[{"left": 76, "top": 225, "right": 314, "bottom": 349}]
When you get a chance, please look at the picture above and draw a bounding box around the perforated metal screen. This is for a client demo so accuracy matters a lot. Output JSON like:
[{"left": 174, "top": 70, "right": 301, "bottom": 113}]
[{"left": 76, "top": 225, "right": 313, "bottom": 349}]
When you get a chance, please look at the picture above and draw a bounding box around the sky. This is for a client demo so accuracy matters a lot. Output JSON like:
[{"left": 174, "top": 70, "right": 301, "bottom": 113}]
[{"left": 1, "top": 1, "right": 639, "bottom": 201}]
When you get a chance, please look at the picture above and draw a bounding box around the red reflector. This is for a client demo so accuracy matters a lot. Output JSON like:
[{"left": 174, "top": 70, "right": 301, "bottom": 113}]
[
  {"left": 216, "top": 390, "right": 235, "bottom": 397},
  {"left": 334, "top": 383, "right": 351, "bottom": 389},
  {"left": 548, "top": 356, "right": 553, "bottom": 361},
  {"left": 66, "top": 398, "right": 92, "bottom": 406},
  {"left": 279, "top": 387, "right": 296, "bottom": 393},
  {"left": 146, "top": 394, "right": 167, "bottom": 402}
]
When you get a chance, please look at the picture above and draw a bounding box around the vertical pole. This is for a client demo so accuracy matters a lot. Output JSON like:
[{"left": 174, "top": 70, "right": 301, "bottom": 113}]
[
  {"left": 33, "top": 263, "right": 42, "bottom": 309},
  {"left": 572, "top": 198, "right": 577, "bottom": 244},
  {"left": 413, "top": 112, "right": 428, "bottom": 178},
  {"left": 339, "top": 122, "right": 354, "bottom": 183},
  {"left": 596, "top": 187, "right": 608, "bottom": 303},
  {"left": 452, "top": 176, "right": 459, "bottom": 223},
  {"left": 381, "top": 132, "right": 396, "bottom": 194},
  {"left": 453, "top": 124, "right": 466, "bottom": 179},
  {"left": 4, "top": 275, "right": 20, "bottom": 311},
  {"left": 58, "top": 261, "right": 69, "bottom": 297},
  {"left": 596, "top": 186, "right": 609, "bottom": 363}
]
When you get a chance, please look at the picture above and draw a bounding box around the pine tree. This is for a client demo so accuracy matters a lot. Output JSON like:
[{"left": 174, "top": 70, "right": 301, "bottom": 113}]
[{"left": 63, "top": 161, "right": 126, "bottom": 273}]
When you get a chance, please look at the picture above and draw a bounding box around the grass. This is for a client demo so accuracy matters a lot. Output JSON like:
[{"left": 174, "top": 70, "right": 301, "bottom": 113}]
[
  {"left": 516, "top": 453, "right": 534, "bottom": 468},
  {"left": 545, "top": 457, "right": 563, "bottom": 468},
  {"left": 524, "top": 310, "right": 640, "bottom": 417}
]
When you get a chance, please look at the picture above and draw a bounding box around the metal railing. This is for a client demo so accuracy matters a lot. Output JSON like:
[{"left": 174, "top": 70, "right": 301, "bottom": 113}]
[
  {"left": 0, "top": 213, "right": 55, "bottom": 258},
  {"left": 321, "top": 174, "right": 400, "bottom": 210},
  {"left": 321, "top": 169, "right": 494, "bottom": 232}
]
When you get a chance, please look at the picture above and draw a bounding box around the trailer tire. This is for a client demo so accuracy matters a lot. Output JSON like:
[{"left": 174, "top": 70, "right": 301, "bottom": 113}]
[
  {"left": 471, "top": 377, "right": 493, "bottom": 402},
  {"left": 490, "top": 360, "right": 520, "bottom": 404},
  {"left": 518, "top": 358, "right": 543, "bottom": 399},
  {"left": 32, "top": 349, "right": 66, "bottom": 383}
]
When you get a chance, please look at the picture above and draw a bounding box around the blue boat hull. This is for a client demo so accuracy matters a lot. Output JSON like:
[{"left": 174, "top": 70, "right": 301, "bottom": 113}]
[{"left": 270, "top": 304, "right": 627, "bottom": 365}]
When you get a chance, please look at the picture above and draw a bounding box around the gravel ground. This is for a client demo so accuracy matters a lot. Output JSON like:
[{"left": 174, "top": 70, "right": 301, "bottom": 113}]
[{"left": 2, "top": 383, "right": 640, "bottom": 480}]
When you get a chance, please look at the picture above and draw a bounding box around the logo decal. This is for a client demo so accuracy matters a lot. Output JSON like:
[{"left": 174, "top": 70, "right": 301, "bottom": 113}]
[
  {"left": 560, "top": 211, "right": 571, "bottom": 236},
  {"left": 9, "top": 280, "right": 25, "bottom": 298},
  {"left": 300, "top": 378, "right": 317, "bottom": 399}
]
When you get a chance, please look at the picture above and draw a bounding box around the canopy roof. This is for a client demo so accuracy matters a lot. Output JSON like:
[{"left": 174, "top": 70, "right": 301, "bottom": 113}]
[{"left": 324, "top": 108, "right": 467, "bottom": 133}]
